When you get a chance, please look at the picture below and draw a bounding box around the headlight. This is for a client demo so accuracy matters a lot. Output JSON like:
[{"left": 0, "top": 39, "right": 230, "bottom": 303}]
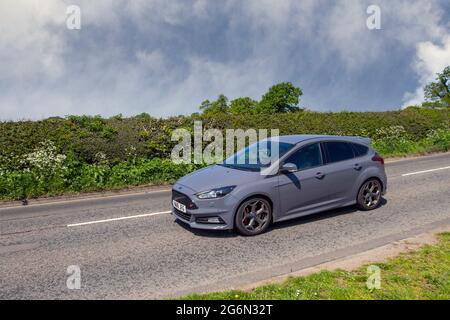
[{"left": 196, "top": 186, "right": 236, "bottom": 199}]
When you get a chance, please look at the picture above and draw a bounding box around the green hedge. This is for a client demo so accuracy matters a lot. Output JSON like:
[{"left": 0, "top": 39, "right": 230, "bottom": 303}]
[
  {"left": 0, "top": 108, "right": 449, "bottom": 200},
  {"left": 0, "top": 157, "right": 202, "bottom": 200},
  {"left": 1, "top": 108, "right": 448, "bottom": 168}
]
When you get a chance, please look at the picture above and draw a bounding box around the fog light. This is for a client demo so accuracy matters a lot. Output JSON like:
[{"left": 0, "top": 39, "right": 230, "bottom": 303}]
[{"left": 196, "top": 217, "right": 224, "bottom": 224}]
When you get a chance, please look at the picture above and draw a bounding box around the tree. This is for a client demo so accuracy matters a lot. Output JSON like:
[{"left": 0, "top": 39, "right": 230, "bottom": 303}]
[
  {"left": 228, "top": 97, "right": 258, "bottom": 115},
  {"left": 424, "top": 66, "right": 450, "bottom": 108},
  {"left": 257, "top": 82, "right": 303, "bottom": 114},
  {"left": 197, "top": 82, "right": 304, "bottom": 115},
  {"left": 199, "top": 94, "right": 229, "bottom": 114},
  {"left": 199, "top": 99, "right": 212, "bottom": 112}
]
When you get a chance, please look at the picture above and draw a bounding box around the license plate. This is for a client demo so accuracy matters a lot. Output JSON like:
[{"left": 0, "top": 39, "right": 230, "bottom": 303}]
[{"left": 172, "top": 200, "right": 186, "bottom": 213}]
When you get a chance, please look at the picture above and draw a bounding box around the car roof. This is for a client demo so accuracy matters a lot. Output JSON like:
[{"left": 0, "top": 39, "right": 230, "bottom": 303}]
[{"left": 270, "top": 134, "right": 371, "bottom": 145}]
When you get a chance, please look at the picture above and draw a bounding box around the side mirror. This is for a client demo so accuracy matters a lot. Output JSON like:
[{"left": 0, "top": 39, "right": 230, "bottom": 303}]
[{"left": 280, "top": 162, "right": 298, "bottom": 174}]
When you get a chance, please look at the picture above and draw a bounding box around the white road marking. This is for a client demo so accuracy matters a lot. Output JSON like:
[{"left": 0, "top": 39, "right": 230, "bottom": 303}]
[
  {"left": 0, "top": 188, "right": 171, "bottom": 211},
  {"left": 402, "top": 166, "right": 450, "bottom": 177},
  {"left": 67, "top": 210, "right": 171, "bottom": 227}
]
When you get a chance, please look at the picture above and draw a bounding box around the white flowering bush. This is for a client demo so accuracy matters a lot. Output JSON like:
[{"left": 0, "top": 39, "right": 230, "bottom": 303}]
[
  {"left": 125, "top": 145, "right": 137, "bottom": 159},
  {"left": 0, "top": 164, "right": 7, "bottom": 178},
  {"left": 20, "top": 140, "right": 67, "bottom": 177},
  {"left": 373, "top": 125, "right": 409, "bottom": 141},
  {"left": 425, "top": 127, "right": 450, "bottom": 151},
  {"left": 0, "top": 152, "right": 21, "bottom": 172},
  {"left": 94, "top": 151, "right": 108, "bottom": 164},
  {"left": 0, "top": 140, "right": 69, "bottom": 198},
  {"left": 372, "top": 125, "right": 415, "bottom": 155}
]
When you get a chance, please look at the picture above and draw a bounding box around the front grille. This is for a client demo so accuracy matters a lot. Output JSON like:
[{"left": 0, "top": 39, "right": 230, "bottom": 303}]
[
  {"left": 174, "top": 208, "right": 192, "bottom": 222},
  {"left": 172, "top": 189, "right": 197, "bottom": 209}
]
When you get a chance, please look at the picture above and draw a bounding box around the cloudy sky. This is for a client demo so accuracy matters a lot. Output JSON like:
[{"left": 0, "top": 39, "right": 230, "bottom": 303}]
[{"left": 1, "top": 0, "right": 449, "bottom": 120}]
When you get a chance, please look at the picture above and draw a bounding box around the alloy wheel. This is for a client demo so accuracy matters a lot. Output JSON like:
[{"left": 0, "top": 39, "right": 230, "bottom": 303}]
[
  {"left": 359, "top": 179, "right": 381, "bottom": 209},
  {"left": 241, "top": 199, "right": 270, "bottom": 232},
  {"left": 235, "top": 198, "right": 272, "bottom": 236}
]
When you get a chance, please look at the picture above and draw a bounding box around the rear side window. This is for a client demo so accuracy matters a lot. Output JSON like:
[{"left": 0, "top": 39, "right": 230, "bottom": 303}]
[
  {"left": 352, "top": 143, "right": 369, "bottom": 157},
  {"left": 324, "top": 141, "right": 355, "bottom": 163},
  {"left": 284, "top": 143, "right": 323, "bottom": 170}
]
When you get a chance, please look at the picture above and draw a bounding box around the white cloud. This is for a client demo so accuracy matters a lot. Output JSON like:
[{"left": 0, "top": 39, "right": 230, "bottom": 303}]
[
  {"left": 155, "top": 55, "right": 278, "bottom": 116},
  {"left": 403, "top": 36, "right": 450, "bottom": 107},
  {"left": 136, "top": 50, "right": 167, "bottom": 74},
  {"left": 0, "top": 0, "right": 449, "bottom": 120},
  {"left": 0, "top": 0, "right": 67, "bottom": 80}
]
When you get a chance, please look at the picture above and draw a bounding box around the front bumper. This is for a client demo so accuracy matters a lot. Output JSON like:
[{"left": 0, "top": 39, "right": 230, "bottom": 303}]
[
  {"left": 172, "top": 207, "right": 233, "bottom": 230},
  {"left": 171, "top": 185, "right": 237, "bottom": 230}
]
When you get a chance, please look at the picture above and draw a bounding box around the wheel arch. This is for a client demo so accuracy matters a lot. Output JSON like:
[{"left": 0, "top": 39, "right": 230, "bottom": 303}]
[
  {"left": 362, "top": 176, "right": 384, "bottom": 192},
  {"left": 354, "top": 167, "right": 386, "bottom": 196}
]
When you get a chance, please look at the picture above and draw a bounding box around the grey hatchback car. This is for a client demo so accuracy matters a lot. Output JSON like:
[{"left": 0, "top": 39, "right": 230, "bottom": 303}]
[{"left": 172, "top": 135, "right": 387, "bottom": 236}]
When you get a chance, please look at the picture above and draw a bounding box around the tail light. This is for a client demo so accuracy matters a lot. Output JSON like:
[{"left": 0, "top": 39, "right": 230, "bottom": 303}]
[{"left": 372, "top": 154, "right": 384, "bottom": 165}]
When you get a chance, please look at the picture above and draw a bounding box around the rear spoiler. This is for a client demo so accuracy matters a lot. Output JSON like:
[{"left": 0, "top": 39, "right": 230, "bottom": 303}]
[{"left": 355, "top": 136, "right": 371, "bottom": 146}]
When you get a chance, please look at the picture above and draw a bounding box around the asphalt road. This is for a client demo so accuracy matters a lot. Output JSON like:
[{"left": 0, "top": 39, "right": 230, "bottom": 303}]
[{"left": 1, "top": 153, "right": 449, "bottom": 299}]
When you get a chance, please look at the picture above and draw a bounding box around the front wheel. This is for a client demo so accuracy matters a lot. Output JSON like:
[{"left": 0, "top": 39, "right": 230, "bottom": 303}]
[
  {"left": 356, "top": 179, "right": 382, "bottom": 210},
  {"left": 234, "top": 198, "right": 272, "bottom": 236}
]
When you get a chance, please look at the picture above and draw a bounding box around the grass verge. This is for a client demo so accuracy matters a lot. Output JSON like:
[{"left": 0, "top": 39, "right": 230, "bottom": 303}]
[{"left": 184, "top": 233, "right": 450, "bottom": 300}]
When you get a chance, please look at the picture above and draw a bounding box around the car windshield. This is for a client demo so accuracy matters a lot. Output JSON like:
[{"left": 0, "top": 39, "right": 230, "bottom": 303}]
[{"left": 220, "top": 141, "right": 294, "bottom": 171}]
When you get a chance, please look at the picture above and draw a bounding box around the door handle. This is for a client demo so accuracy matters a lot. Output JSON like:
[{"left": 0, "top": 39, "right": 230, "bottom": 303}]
[
  {"left": 353, "top": 163, "right": 362, "bottom": 171},
  {"left": 315, "top": 172, "right": 325, "bottom": 180}
]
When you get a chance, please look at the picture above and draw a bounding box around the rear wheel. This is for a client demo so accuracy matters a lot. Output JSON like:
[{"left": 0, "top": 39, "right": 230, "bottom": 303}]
[
  {"left": 356, "top": 179, "right": 382, "bottom": 210},
  {"left": 235, "top": 197, "right": 272, "bottom": 236}
]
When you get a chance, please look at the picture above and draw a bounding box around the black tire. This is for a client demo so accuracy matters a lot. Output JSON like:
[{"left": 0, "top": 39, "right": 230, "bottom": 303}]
[
  {"left": 356, "top": 178, "right": 382, "bottom": 210},
  {"left": 234, "top": 197, "right": 272, "bottom": 236}
]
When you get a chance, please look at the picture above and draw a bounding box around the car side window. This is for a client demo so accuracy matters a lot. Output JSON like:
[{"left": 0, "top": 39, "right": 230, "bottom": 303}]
[
  {"left": 325, "top": 141, "right": 355, "bottom": 163},
  {"left": 284, "top": 143, "right": 323, "bottom": 170},
  {"left": 352, "top": 143, "right": 369, "bottom": 157}
]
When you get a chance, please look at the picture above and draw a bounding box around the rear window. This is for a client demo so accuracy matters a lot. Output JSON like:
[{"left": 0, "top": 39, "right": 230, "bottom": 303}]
[
  {"left": 352, "top": 143, "right": 369, "bottom": 157},
  {"left": 324, "top": 141, "right": 355, "bottom": 163}
]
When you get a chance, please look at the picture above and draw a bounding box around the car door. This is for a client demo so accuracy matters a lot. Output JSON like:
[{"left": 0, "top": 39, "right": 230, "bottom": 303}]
[
  {"left": 277, "top": 142, "right": 331, "bottom": 217},
  {"left": 322, "top": 141, "right": 360, "bottom": 204}
]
